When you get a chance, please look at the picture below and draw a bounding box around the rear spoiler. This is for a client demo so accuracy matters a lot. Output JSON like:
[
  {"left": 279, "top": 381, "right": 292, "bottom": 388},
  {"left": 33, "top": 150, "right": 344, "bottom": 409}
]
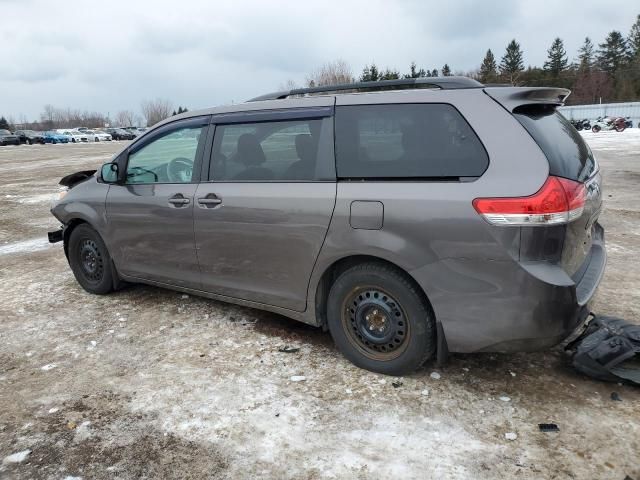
[{"left": 484, "top": 87, "right": 571, "bottom": 112}]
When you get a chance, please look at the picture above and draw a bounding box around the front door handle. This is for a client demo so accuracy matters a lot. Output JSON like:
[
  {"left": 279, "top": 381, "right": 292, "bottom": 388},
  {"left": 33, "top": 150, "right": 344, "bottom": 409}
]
[
  {"left": 197, "top": 195, "right": 222, "bottom": 208},
  {"left": 168, "top": 194, "right": 190, "bottom": 207}
]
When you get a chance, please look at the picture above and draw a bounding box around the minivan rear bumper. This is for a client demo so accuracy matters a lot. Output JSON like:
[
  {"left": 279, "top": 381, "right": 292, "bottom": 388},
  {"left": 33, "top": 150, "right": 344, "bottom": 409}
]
[{"left": 411, "top": 223, "right": 606, "bottom": 353}]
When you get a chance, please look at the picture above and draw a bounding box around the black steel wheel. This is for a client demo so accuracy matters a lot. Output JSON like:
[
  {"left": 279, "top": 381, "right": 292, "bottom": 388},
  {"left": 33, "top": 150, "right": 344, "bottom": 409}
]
[
  {"left": 342, "top": 287, "right": 410, "bottom": 361},
  {"left": 327, "top": 262, "right": 436, "bottom": 375},
  {"left": 68, "top": 224, "right": 114, "bottom": 294}
]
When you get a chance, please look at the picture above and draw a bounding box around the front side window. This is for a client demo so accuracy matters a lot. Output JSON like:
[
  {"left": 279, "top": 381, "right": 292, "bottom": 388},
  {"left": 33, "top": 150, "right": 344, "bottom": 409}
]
[
  {"left": 210, "top": 117, "right": 333, "bottom": 181},
  {"left": 126, "top": 125, "right": 204, "bottom": 184},
  {"left": 334, "top": 104, "right": 488, "bottom": 179}
]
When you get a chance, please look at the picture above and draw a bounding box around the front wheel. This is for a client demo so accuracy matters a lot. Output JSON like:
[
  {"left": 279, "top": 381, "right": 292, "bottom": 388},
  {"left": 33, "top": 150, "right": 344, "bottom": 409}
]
[
  {"left": 592, "top": 125, "right": 601, "bottom": 133},
  {"left": 327, "top": 262, "right": 436, "bottom": 375},
  {"left": 68, "top": 224, "right": 114, "bottom": 294}
]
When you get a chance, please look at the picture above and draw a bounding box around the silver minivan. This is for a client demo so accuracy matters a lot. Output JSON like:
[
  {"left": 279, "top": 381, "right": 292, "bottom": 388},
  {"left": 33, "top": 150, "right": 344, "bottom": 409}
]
[{"left": 49, "top": 77, "right": 605, "bottom": 375}]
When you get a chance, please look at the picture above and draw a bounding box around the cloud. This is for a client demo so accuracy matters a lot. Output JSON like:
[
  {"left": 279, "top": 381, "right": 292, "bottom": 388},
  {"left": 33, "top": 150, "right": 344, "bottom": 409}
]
[{"left": 0, "top": 0, "right": 638, "bottom": 120}]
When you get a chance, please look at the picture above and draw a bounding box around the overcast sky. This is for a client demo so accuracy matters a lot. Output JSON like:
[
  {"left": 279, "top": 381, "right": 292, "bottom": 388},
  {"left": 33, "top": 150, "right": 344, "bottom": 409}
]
[{"left": 1, "top": 0, "right": 638, "bottom": 121}]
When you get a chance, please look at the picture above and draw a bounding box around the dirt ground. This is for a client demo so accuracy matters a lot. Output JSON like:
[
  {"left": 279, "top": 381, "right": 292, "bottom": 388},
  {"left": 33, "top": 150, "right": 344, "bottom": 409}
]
[{"left": 0, "top": 134, "right": 638, "bottom": 480}]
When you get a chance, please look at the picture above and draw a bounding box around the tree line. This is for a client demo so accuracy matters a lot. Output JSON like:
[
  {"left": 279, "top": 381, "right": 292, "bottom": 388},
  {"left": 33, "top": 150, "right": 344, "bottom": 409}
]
[
  {"left": 1, "top": 99, "right": 188, "bottom": 131},
  {"left": 289, "top": 13, "right": 640, "bottom": 106}
]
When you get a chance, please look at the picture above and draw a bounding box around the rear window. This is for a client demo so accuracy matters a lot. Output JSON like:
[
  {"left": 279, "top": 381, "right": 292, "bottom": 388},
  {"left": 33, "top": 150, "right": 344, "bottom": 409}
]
[
  {"left": 334, "top": 104, "right": 488, "bottom": 179},
  {"left": 514, "top": 105, "right": 596, "bottom": 182}
]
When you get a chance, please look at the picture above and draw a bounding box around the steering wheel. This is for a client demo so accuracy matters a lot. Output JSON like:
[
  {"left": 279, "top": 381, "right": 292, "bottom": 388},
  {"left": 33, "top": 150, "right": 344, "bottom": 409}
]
[{"left": 166, "top": 157, "right": 193, "bottom": 183}]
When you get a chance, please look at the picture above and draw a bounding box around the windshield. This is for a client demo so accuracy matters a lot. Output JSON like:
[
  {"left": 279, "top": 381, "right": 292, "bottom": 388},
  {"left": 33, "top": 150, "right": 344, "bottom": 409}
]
[
  {"left": 513, "top": 105, "right": 597, "bottom": 182},
  {"left": 0, "top": 130, "right": 11, "bottom": 135}
]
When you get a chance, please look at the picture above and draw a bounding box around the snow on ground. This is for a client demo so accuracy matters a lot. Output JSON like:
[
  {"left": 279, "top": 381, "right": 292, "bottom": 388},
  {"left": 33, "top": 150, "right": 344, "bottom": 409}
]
[
  {"left": 0, "top": 140, "right": 638, "bottom": 479},
  {"left": 580, "top": 126, "right": 640, "bottom": 151}
]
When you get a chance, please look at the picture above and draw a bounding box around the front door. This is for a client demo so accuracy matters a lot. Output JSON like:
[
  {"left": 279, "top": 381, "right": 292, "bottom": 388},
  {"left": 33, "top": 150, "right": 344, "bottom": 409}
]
[
  {"left": 194, "top": 108, "right": 336, "bottom": 311},
  {"left": 105, "top": 117, "right": 209, "bottom": 289}
]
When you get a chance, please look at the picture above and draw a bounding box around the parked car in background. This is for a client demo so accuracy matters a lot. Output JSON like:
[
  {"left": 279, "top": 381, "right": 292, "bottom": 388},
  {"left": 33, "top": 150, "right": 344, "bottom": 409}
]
[
  {"left": 49, "top": 77, "right": 606, "bottom": 375},
  {"left": 85, "top": 130, "right": 112, "bottom": 142},
  {"left": 0, "top": 129, "right": 20, "bottom": 145},
  {"left": 14, "top": 130, "right": 45, "bottom": 145},
  {"left": 62, "top": 130, "right": 89, "bottom": 143},
  {"left": 42, "top": 131, "right": 70, "bottom": 144},
  {"left": 106, "top": 128, "right": 136, "bottom": 140}
]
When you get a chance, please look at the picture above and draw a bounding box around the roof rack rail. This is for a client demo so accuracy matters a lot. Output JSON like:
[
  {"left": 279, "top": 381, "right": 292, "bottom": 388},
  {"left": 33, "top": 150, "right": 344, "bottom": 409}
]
[{"left": 248, "top": 76, "right": 485, "bottom": 102}]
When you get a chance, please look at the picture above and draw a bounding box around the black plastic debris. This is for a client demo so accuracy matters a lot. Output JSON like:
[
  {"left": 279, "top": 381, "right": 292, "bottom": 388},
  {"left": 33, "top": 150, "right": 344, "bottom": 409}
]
[
  {"left": 538, "top": 423, "right": 559, "bottom": 432},
  {"left": 611, "top": 392, "right": 622, "bottom": 401},
  {"left": 567, "top": 315, "right": 640, "bottom": 385},
  {"left": 277, "top": 346, "right": 300, "bottom": 353},
  {"left": 392, "top": 381, "right": 403, "bottom": 388}
]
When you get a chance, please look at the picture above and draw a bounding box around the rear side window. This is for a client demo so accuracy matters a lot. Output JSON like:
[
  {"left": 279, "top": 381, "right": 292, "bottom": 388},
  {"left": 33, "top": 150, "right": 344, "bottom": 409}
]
[
  {"left": 334, "top": 104, "right": 488, "bottom": 179},
  {"left": 210, "top": 117, "right": 334, "bottom": 181},
  {"left": 514, "top": 105, "right": 596, "bottom": 182}
]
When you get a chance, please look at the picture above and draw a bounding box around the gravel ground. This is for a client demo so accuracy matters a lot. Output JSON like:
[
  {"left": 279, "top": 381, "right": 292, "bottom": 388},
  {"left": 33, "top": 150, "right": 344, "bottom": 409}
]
[{"left": 0, "top": 134, "right": 638, "bottom": 480}]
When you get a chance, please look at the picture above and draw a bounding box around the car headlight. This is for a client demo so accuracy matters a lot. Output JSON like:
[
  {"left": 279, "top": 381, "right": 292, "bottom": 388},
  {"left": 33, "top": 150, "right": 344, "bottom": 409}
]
[{"left": 50, "top": 187, "right": 68, "bottom": 208}]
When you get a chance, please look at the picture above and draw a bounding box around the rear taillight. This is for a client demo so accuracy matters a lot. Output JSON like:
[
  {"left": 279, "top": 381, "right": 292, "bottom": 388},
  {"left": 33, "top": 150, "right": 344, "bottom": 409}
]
[{"left": 473, "top": 176, "right": 586, "bottom": 226}]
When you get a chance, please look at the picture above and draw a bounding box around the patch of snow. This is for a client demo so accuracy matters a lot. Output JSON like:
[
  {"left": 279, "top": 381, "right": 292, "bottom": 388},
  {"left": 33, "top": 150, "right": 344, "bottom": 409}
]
[
  {"left": 505, "top": 432, "right": 518, "bottom": 441},
  {"left": 16, "top": 193, "right": 55, "bottom": 205},
  {"left": 48, "top": 407, "right": 59, "bottom": 414},
  {"left": 2, "top": 449, "right": 31, "bottom": 464},
  {"left": 0, "top": 237, "right": 53, "bottom": 256},
  {"left": 40, "top": 363, "right": 57, "bottom": 371},
  {"left": 421, "top": 389, "right": 430, "bottom": 396},
  {"left": 499, "top": 396, "right": 511, "bottom": 402},
  {"left": 430, "top": 372, "right": 441, "bottom": 380},
  {"left": 74, "top": 421, "right": 92, "bottom": 442},
  {"left": 290, "top": 375, "right": 306, "bottom": 382}
]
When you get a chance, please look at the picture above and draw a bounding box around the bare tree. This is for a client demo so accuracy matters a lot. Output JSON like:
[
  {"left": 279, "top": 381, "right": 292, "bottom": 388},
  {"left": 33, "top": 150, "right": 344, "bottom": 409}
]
[
  {"left": 305, "top": 60, "right": 354, "bottom": 87},
  {"left": 279, "top": 79, "right": 300, "bottom": 91},
  {"left": 141, "top": 98, "right": 173, "bottom": 127},
  {"left": 114, "top": 110, "right": 139, "bottom": 127}
]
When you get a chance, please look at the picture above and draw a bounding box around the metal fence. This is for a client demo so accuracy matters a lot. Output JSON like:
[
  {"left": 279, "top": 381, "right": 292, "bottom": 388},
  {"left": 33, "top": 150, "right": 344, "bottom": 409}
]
[{"left": 559, "top": 102, "right": 640, "bottom": 125}]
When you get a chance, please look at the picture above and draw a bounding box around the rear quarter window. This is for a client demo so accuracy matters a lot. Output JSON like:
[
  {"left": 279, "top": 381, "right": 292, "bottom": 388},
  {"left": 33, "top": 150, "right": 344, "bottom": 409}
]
[
  {"left": 513, "top": 105, "right": 597, "bottom": 182},
  {"left": 334, "top": 104, "right": 488, "bottom": 179}
]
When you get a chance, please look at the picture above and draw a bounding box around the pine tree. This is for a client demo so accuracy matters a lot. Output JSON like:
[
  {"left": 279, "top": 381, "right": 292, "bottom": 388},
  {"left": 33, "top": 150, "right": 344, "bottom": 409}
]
[
  {"left": 597, "top": 31, "right": 629, "bottom": 74},
  {"left": 404, "top": 61, "right": 426, "bottom": 79},
  {"left": 430, "top": 69, "right": 439, "bottom": 77},
  {"left": 544, "top": 37, "right": 568, "bottom": 76},
  {"left": 479, "top": 49, "right": 498, "bottom": 83},
  {"left": 500, "top": 39, "right": 525, "bottom": 85},
  {"left": 628, "top": 14, "right": 640, "bottom": 59},
  {"left": 380, "top": 68, "right": 400, "bottom": 80},
  {"left": 0, "top": 116, "right": 10, "bottom": 130},
  {"left": 441, "top": 64, "right": 451, "bottom": 76},
  {"left": 577, "top": 37, "right": 595, "bottom": 70},
  {"left": 360, "top": 64, "right": 380, "bottom": 82}
]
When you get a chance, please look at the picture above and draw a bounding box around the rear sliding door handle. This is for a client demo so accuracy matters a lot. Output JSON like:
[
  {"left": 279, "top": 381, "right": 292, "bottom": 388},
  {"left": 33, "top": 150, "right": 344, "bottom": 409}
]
[{"left": 197, "top": 195, "right": 222, "bottom": 207}]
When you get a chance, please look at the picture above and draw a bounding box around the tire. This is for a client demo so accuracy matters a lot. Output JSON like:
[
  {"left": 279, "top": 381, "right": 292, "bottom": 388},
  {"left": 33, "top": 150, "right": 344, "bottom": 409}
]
[
  {"left": 592, "top": 125, "right": 601, "bottom": 133},
  {"left": 68, "top": 224, "right": 114, "bottom": 295},
  {"left": 27, "top": 139, "right": 32, "bottom": 145},
  {"left": 326, "top": 262, "right": 436, "bottom": 375}
]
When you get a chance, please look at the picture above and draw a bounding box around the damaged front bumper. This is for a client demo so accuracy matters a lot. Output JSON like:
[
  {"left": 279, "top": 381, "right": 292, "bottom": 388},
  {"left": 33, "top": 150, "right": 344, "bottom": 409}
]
[{"left": 48, "top": 227, "right": 63, "bottom": 244}]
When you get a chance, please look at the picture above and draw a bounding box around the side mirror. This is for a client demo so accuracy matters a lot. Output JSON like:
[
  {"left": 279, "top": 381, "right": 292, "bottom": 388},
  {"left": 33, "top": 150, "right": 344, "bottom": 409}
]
[{"left": 101, "top": 162, "right": 119, "bottom": 184}]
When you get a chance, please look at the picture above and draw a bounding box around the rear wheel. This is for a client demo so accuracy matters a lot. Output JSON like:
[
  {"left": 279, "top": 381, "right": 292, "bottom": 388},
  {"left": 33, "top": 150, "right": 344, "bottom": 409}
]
[
  {"left": 327, "top": 262, "right": 436, "bottom": 375},
  {"left": 68, "top": 224, "right": 114, "bottom": 294},
  {"left": 592, "top": 125, "right": 601, "bottom": 133}
]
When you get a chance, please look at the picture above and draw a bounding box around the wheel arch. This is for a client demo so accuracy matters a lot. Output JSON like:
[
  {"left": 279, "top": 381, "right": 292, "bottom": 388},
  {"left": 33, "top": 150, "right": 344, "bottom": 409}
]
[{"left": 63, "top": 218, "right": 90, "bottom": 258}]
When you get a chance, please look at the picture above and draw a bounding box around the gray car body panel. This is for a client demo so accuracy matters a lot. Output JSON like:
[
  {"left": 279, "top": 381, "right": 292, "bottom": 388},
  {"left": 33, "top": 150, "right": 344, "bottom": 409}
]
[{"left": 51, "top": 87, "right": 606, "bottom": 354}]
